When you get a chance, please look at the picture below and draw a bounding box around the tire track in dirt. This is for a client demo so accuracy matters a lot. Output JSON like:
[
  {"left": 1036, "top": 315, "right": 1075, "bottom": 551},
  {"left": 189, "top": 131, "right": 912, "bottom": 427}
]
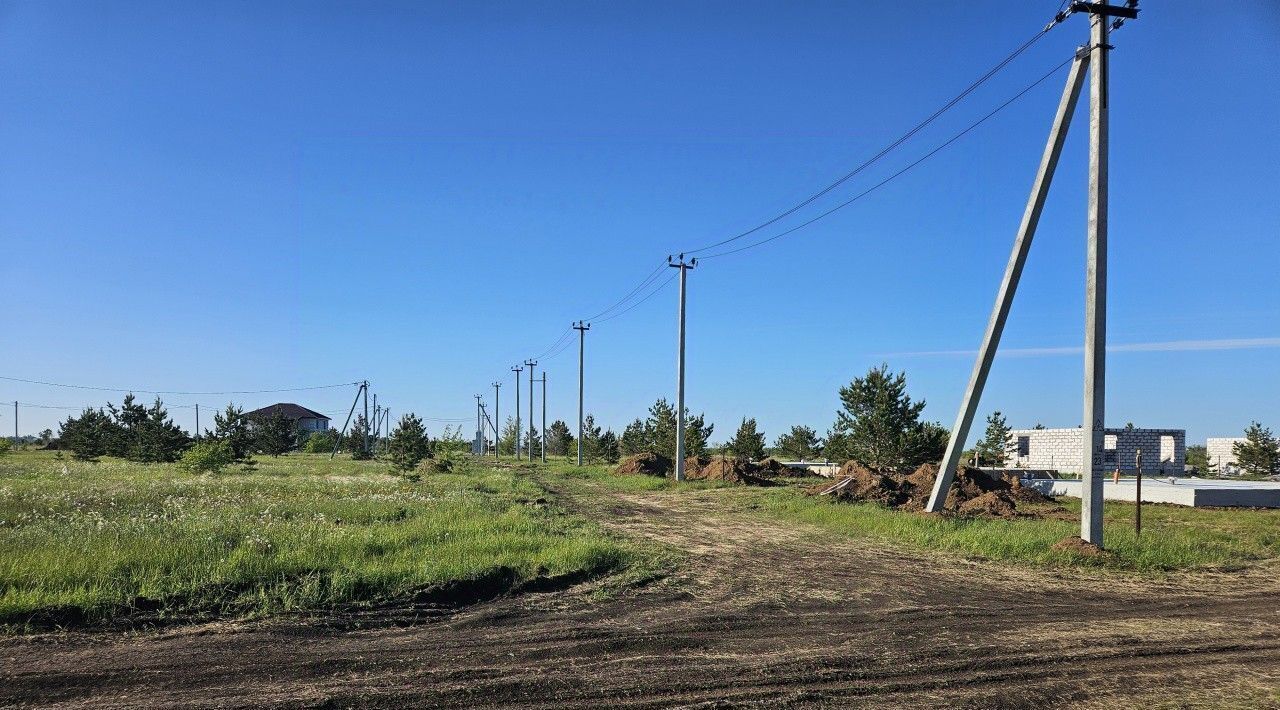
[{"left": 3, "top": 475, "right": 1280, "bottom": 708}]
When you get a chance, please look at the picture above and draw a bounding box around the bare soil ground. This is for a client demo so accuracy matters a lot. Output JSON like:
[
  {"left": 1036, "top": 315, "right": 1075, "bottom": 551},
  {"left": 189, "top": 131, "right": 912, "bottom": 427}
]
[{"left": 4, "top": 476, "right": 1280, "bottom": 708}]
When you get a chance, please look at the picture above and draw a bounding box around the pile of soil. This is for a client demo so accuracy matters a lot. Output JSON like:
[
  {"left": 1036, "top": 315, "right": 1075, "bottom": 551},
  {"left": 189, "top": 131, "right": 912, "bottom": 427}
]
[
  {"left": 614, "top": 453, "right": 672, "bottom": 477},
  {"left": 815, "top": 461, "right": 1058, "bottom": 519},
  {"left": 755, "top": 457, "right": 808, "bottom": 477},
  {"left": 686, "top": 456, "right": 776, "bottom": 486},
  {"left": 1050, "top": 536, "right": 1110, "bottom": 558}
]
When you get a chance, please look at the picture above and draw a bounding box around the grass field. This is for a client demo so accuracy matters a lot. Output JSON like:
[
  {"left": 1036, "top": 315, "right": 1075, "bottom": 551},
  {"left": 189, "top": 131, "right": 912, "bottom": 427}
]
[
  {"left": 0, "top": 450, "right": 641, "bottom": 629},
  {"left": 538, "top": 459, "right": 1280, "bottom": 573}
]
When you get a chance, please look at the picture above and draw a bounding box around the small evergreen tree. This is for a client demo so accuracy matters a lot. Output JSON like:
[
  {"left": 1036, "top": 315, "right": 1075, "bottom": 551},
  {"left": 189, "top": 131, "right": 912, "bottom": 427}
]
[
  {"left": 597, "top": 429, "right": 620, "bottom": 463},
  {"left": 130, "top": 397, "right": 190, "bottom": 463},
  {"left": 212, "top": 404, "right": 254, "bottom": 462},
  {"left": 974, "top": 411, "right": 1013, "bottom": 466},
  {"left": 581, "top": 414, "right": 604, "bottom": 463},
  {"left": 388, "top": 413, "right": 431, "bottom": 474},
  {"left": 825, "top": 364, "right": 945, "bottom": 468},
  {"left": 498, "top": 416, "right": 519, "bottom": 455},
  {"left": 58, "top": 407, "right": 116, "bottom": 461},
  {"left": 345, "top": 414, "right": 373, "bottom": 459},
  {"left": 1233, "top": 422, "right": 1280, "bottom": 477},
  {"left": 620, "top": 419, "right": 648, "bottom": 457},
  {"left": 1185, "top": 444, "right": 1210, "bottom": 473},
  {"left": 253, "top": 408, "right": 297, "bottom": 457},
  {"left": 546, "top": 420, "right": 574, "bottom": 457},
  {"left": 728, "top": 417, "right": 766, "bottom": 460},
  {"left": 774, "top": 425, "right": 823, "bottom": 460}
]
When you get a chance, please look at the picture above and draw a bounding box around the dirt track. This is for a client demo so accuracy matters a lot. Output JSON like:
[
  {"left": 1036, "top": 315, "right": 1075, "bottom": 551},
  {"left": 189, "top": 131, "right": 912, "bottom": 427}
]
[{"left": 4, "top": 477, "right": 1280, "bottom": 708}]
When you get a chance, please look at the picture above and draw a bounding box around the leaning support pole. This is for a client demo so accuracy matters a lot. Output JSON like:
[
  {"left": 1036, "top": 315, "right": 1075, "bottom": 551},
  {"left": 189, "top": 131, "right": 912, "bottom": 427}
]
[
  {"left": 926, "top": 52, "right": 1090, "bottom": 512},
  {"left": 1081, "top": 8, "right": 1110, "bottom": 546},
  {"left": 331, "top": 382, "right": 365, "bottom": 459}
]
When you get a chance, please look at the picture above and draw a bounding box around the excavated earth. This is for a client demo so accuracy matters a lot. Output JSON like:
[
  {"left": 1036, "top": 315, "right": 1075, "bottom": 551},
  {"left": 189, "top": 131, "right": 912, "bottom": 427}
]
[
  {"left": 816, "top": 462, "right": 1059, "bottom": 518},
  {"left": 3, "top": 474, "right": 1280, "bottom": 708}
]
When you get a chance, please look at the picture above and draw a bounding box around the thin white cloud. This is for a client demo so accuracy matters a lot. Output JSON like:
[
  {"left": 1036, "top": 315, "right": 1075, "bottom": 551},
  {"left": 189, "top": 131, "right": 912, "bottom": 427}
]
[{"left": 889, "top": 337, "right": 1280, "bottom": 358}]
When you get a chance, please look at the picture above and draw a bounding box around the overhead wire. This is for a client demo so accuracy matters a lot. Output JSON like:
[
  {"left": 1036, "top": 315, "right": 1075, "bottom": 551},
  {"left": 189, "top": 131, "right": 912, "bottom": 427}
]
[
  {"left": 679, "top": 25, "right": 1057, "bottom": 257},
  {"left": 0, "top": 375, "right": 360, "bottom": 396},
  {"left": 698, "top": 53, "right": 1078, "bottom": 260}
]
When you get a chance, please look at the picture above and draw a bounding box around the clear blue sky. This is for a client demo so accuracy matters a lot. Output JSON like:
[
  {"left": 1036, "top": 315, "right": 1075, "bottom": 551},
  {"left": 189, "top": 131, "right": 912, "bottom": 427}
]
[{"left": 2, "top": 1, "right": 1277, "bottom": 446}]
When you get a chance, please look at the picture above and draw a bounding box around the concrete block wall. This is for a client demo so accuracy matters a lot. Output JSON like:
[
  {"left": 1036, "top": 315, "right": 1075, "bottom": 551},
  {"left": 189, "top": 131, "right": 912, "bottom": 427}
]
[
  {"left": 1206, "top": 437, "right": 1246, "bottom": 472},
  {"left": 1007, "top": 427, "right": 1185, "bottom": 475}
]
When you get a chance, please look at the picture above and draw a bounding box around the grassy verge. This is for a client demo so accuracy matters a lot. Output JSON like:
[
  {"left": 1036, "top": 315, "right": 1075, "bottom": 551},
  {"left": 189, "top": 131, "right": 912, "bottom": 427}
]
[
  {"left": 0, "top": 450, "right": 640, "bottom": 630},
  {"left": 531, "top": 458, "right": 1280, "bottom": 573}
]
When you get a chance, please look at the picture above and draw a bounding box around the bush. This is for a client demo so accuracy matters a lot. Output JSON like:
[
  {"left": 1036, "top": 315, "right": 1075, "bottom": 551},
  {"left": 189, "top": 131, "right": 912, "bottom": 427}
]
[
  {"left": 303, "top": 430, "right": 337, "bottom": 453},
  {"left": 0, "top": 438, "right": 11, "bottom": 456},
  {"left": 179, "top": 440, "right": 235, "bottom": 474}
]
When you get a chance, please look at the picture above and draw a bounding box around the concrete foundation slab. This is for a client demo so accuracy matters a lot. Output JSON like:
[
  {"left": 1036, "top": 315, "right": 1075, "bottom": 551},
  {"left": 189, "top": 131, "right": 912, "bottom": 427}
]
[{"left": 1027, "top": 477, "right": 1280, "bottom": 508}]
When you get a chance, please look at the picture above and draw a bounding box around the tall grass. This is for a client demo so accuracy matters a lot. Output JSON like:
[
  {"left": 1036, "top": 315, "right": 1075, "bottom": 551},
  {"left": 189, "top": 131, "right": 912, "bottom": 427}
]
[{"left": 0, "top": 451, "right": 632, "bottom": 627}]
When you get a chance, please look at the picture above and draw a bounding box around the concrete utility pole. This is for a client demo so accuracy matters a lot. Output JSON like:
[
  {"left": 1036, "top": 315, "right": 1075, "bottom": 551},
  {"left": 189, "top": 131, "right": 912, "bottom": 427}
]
[
  {"left": 195, "top": 403, "right": 200, "bottom": 440},
  {"left": 13, "top": 401, "right": 17, "bottom": 440},
  {"left": 573, "top": 321, "right": 590, "bottom": 466},
  {"left": 525, "top": 359, "right": 537, "bottom": 462},
  {"left": 512, "top": 366, "right": 523, "bottom": 460},
  {"left": 926, "top": 0, "right": 1137, "bottom": 551},
  {"left": 371, "top": 393, "right": 379, "bottom": 446},
  {"left": 492, "top": 382, "right": 501, "bottom": 459},
  {"left": 1080, "top": 2, "right": 1112, "bottom": 546},
  {"left": 539, "top": 372, "right": 547, "bottom": 463},
  {"left": 925, "top": 52, "right": 1090, "bottom": 513},
  {"left": 362, "top": 381, "right": 370, "bottom": 456},
  {"left": 475, "top": 394, "right": 484, "bottom": 455},
  {"left": 669, "top": 254, "right": 696, "bottom": 482},
  {"left": 332, "top": 381, "right": 366, "bottom": 459}
]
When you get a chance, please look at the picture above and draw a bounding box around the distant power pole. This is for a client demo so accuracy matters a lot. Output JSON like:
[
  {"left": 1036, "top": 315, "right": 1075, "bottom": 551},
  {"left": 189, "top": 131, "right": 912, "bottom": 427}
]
[
  {"left": 195, "top": 403, "right": 200, "bottom": 440},
  {"left": 362, "top": 381, "right": 370, "bottom": 455},
  {"left": 538, "top": 372, "right": 547, "bottom": 463},
  {"left": 13, "top": 401, "right": 17, "bottom": 440},
  {"left": 669, "top": 255, "right": 696, "bottom": 482},
  {"left": 573, "top": 321, "right": 591, "bottom": 466},
  {"left": 371, "top": 393, "right": 379, "bottom": 444},
  {"left": 491, "top": 382, "right": 502, "bottom": 459},
  {"left": 524, "top": 359, "right": 537, "bottom": 462},
  {"left": 512, "top": 366, "right": 523, "bottom": 460},
  {"left": 474, "top": 394, "right": 484, "bottom": 455}
]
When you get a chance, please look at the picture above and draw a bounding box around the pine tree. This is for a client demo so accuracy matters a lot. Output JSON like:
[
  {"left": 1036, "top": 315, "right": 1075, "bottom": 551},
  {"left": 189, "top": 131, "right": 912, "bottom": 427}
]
[
  {"left": 974, "top": 411, "right": 1012, "bottom": 466},
  {"left": 58, "top": 407, "right": 115, "bottom": 461},
  {"left": 1185, "top": 444, "right": 1210, "bottom": 473},
  {"left": 580, "top": 414, "right": 604, "bottom": 463},
  {"left": 620, "top": 419, "right": 648, "bottom": 457},
  {"left": 212, "top": 404, "right": 254, "bottom": 462},
  {"left": 253, "top": 408, "right": 298, "bottom": 457},
  {"left": 388, "top": 413, "right": 431, "bottom": 474},
  {"left": 728, "top": 417, "right": 766, "bottom": 460},
  {"left": 774, "top": 425, "right": 823, "bottom": 460},
  {"left": 345, "top": 414, "right": 373, "bottom": 459},
  {"left": 546, "top": 420, "right": 574, "bottom": 457},
  {"left": 105, "top": 394, "right": 147, "bottom": 457},
  {"left": 825, "top": 364, "right": 946, "bottom": 468},
  {"left": 498, "top": 417, "right": 519, "bottom": 455},
  {"left": 1233, "top": 422, "right": 1280, "bottom": 477},
  {"left": 523, "top": 425, "right": 542, "bottom": 459},
  {"left": 597, "top": 429, "right": 620, "bottom": 463},
  {"left": 132, "top": 397, "right": 190, "bottom": 462}
]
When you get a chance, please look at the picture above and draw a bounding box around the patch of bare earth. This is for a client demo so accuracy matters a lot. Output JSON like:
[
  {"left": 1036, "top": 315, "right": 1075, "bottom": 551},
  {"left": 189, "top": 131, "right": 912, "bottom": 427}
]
[{"left": 3, "top": 476, "right": 1280, "bottom": 708}]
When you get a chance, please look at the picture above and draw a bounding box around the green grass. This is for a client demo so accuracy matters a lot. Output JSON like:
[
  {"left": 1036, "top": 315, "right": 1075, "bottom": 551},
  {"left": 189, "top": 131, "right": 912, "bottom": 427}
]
[
  {"left": 0, "top": 450, "right": 637, "bottom": 629},
  {"left": 728, "top": 486, "right": 1280, "bottom": 572}
]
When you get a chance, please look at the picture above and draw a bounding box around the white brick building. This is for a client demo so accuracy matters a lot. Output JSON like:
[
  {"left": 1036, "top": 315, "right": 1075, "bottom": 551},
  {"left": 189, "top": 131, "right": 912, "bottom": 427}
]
[
  {"left": 1006, "top": 427, "right": 1185, "bottom": 475},
  {"left": 1206, "top": 437, "right": 1246, "bottom": 474}
]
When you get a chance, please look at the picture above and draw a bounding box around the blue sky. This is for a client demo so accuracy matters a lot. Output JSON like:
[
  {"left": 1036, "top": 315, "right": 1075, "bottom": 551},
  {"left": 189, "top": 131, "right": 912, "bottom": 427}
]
[{"left": 2, "top": 1, "right": 1277, "bottom": 446}]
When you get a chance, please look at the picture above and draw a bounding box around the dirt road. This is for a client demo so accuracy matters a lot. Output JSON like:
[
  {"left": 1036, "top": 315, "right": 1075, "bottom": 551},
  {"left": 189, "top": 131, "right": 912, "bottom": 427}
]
[{"left": 4, "top": 478, "right": 1280, "bottom": 708}]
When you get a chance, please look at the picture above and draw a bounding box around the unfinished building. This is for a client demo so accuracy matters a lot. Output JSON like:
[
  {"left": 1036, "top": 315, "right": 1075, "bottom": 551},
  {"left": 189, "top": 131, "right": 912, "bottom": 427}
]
[{"left": 1006, "top": 427, "right": 1185, "bottom": 475}]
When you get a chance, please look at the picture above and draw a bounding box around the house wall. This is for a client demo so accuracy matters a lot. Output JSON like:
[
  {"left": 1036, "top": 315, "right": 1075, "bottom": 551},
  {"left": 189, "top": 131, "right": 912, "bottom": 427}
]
[
  {"left": 298, "top": 417, "right": 331, "bottom": 432},
  {"left": 1007, "top": 428, "right": 1185, "bottom": 475},
  {"left": 1206, "top": 437, "right": 1246, "bottom": 472}
]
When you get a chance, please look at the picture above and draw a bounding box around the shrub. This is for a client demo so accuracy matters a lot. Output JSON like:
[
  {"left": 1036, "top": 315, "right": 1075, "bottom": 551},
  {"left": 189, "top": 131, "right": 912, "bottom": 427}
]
[
  {"left": 179, "top": 440, "right": 235, "bottom": 474},
  {"left": 0, "top": 438, "right": 11, "bottom": 456},
  {"left": 303, "top": 430, "right": 337, "bottom": 453}
]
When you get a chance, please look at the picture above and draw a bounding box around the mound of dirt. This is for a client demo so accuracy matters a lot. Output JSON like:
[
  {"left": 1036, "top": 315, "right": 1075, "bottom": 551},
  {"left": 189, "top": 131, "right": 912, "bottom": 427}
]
[
  {"left": 615, "top": 453, "right": 672, "bottom": 477},
  {"left": 683, "top": 456, "right": 710, "bottom": 478},
  {"left": 755, "top": 457, "right": 807, "bottom": 478},
  {"left": 1050, "top": 536, "right": 1110, "bottom": 558},
  {"left": 686, "top": 456, "right": 776, "bottom": 486},
  {"left": 815, "top": 461, "right": 1055, "bottom": 518}
]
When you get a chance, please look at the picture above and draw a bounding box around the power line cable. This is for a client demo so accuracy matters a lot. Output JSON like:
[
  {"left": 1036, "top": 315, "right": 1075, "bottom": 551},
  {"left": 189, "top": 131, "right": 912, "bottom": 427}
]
[
  {"left": 594, "top": 271, "right": 678, "bottom": 324},
  {"left": 681, "top": 24, "right": 1060, "bottom": 257},
  {"left": 698, "top": 53, "right": 1077, "bottom": 261},
  {"left": 0, "top": 375, "right": 360, "bottom": 396}
]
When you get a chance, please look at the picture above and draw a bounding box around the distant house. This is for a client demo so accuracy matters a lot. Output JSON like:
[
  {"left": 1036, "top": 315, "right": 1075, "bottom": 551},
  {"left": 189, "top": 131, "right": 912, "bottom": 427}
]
[
  {"left": 1206, "top": 437, "right": 1247, "bottom": 475},
  {"left": 244, "top": 403, "right": 332, "bottom": 433},
  {"left": 1006, "top": 426, "right": 1185, "bottom": 475}
]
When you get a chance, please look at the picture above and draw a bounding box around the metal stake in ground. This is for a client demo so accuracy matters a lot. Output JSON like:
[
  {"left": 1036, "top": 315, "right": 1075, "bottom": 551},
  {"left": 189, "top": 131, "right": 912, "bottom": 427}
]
[
  {"left": 669, "top": 255, "right": 696, "bottom": 482},
  {"left": 511, "top": 366, "right": 523, "bottom": 460},
  {"left": 525, "top": 359, "right": 537, "bottom": 462},
  {"left": 924, "top": 52, "right": 1090, "bottom": 513},
  {"left": 1135, "top": 447, "right": 1143, "bottom": 537},
  {"left": 491, "top": 382, "right": 501, "bottom": 459},
  {"left": 573, "top": 321, "right": 590, "bottom": 466}
]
